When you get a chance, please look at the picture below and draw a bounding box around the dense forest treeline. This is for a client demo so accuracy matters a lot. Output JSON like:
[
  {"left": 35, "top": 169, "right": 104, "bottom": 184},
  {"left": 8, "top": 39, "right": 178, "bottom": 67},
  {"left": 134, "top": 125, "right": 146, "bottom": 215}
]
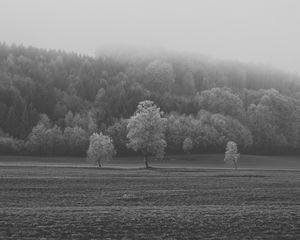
[{"left": 0, "top": 43, "right": 300, "bottom": 156}]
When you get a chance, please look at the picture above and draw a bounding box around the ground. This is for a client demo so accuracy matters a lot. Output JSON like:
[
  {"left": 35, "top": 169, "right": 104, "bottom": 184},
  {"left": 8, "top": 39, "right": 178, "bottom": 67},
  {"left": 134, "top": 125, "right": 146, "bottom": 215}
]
[{"left": 0, "top": 155, "right": 299, "bottom": 239}]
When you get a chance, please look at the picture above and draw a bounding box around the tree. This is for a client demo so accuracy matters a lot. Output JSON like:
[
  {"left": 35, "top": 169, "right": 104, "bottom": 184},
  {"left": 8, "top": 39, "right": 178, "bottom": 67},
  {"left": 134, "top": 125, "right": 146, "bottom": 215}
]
[
  {"left": 26, "top": 122, "right": 48, "bottom": 155},
  {"left": 26, "top": 116, "right": 66, "bottom": 156},
  {"left": 210, "top": 113, "right": 253, "bottom": 151},
  {"left": 64, "top": 126, "right": 89, "bottom": 156},
  {"left": 165, "top": 114, "right": 191, "bottom": 153},
  {"left": 182, "top": 137, "right": 193, "bottom": 154},
  {"left": 246, "top": 103, "right": 287, "bottom": 153},
  {"left": 127, "top": 100, "right": 167, "bottom": 168},
  {"left": 181, "top": 71, "right": 196, "bottom": 96},
  {"left": 44, "top": 125, "right": 65, "bottom": 156},
  {"left": 145, "top": 60, "right": 175, "bottom": 94},
  {"left": 0, "top": 136, "right": 25, "bottom": 155},
  {"left": 198, "top": 88, "right": 244, "bottom": 120},
  {"left": 106, "top": 119, "right": 130, "bottom": 155},
  {"left": 87, "top": 132, "right": 115, "bottom": 168},
  {"left": 224, "top": 141, "right": 240, "bottom": 170}
]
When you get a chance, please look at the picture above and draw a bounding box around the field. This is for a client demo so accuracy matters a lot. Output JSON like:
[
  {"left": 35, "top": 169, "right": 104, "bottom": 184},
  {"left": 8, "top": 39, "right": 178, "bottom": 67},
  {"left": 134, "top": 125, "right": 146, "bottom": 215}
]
[{"left": 0, "top": 155, "right": 299, "bottom": 239}]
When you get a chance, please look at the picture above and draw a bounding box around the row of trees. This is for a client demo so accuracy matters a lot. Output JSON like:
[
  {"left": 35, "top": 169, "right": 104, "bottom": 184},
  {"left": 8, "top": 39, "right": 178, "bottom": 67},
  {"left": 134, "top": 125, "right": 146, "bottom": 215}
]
[
  {"left": 0, "top": 114, "right": 91, "bottom": 156},
  {"left": 0, "top": 43, "right": 300, "bottom": 156},
  {"left": 0, "top": 103, "right": 252, "bottom": 156},
  {"left": 88, "top": 101, "right": 175, "bottom": 168},
  {"left": 88, "top": 101, "right": 240, "bottom": 169},
  {"left": 1, "top": 87, "right": 299, "bottom": 156}
]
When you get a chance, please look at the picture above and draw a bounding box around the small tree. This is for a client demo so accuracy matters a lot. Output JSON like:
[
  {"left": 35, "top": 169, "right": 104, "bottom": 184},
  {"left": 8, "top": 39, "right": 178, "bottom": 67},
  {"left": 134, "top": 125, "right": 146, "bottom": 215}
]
[
  {"left": 182, "top": 137, "right": 193, "bottom": 154},
  {"left": 127, "top": 100, "right": 167, "bottom": 168},
  {"left": 87, "top": 133, "right": 115, "bottom": 168},
  {"left": 224, "top": 141, "right": 240, "bottom": 170}
]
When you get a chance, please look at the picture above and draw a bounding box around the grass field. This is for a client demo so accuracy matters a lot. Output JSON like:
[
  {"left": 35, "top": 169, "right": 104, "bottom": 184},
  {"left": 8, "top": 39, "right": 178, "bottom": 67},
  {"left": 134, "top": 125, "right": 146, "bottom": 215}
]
[
  {"left": 0, "top": 155, "right": 299, "bottom": 239},
  {"left": 0, "top": 154, "right": 299, "bottom": 170}
]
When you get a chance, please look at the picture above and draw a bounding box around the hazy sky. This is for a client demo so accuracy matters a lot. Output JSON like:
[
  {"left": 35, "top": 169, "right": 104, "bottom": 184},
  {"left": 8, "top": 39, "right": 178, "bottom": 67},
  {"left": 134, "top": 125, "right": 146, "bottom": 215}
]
[{"left": 0, "top": 0, "right": 299, "bottom": 73}]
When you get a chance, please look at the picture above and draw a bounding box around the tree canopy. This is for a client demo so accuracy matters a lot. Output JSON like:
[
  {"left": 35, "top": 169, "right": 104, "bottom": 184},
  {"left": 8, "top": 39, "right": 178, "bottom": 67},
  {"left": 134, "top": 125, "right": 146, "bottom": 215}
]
[{"left": 127, "top": 101, "right": 167, "bottom": 168}]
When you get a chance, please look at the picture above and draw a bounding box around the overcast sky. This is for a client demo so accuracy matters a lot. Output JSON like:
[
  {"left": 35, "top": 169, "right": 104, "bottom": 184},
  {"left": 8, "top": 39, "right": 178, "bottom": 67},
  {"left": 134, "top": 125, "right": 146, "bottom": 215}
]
[{"left": 0, "top": 0, "right": 299, "bottom": 73}]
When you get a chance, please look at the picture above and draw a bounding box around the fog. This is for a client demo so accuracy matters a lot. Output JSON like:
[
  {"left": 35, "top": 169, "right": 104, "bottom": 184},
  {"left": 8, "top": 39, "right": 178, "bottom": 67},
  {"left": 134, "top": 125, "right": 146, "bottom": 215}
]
[{"left": 0, "top": 0, "right": 299, "bottom": 73}]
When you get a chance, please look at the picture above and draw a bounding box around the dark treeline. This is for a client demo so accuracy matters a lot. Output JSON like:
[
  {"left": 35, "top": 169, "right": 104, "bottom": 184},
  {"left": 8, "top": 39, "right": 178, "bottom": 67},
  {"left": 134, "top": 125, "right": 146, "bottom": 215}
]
[{"left": 0, "top": 43, "right": 300, "bottom": 156}]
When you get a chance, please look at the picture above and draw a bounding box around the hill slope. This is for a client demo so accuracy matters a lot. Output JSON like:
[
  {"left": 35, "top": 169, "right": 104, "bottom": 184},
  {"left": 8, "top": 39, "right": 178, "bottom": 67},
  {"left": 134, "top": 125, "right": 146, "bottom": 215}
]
[{"left": 0, "top": 43, "right": 300, "bottom": 156}]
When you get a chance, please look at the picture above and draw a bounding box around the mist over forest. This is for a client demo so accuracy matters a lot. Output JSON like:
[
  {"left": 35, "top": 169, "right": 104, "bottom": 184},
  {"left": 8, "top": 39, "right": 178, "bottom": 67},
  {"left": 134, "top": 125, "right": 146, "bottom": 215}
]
[{"left": 0, "top": 43, "right": 300, "bottom": 156}]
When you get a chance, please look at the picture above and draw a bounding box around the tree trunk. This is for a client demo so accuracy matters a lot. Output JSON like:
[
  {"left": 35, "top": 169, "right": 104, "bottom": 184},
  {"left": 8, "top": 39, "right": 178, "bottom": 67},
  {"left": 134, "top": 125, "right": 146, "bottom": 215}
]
[
  {"left": 233, "top": 160, "right": 237, "bottom": 170},
  {"left": 97, "top": 161, "right": 102, "bottom": 168},
  {"left": 144, "top": 156, "right": 149, "bottom": 169}
]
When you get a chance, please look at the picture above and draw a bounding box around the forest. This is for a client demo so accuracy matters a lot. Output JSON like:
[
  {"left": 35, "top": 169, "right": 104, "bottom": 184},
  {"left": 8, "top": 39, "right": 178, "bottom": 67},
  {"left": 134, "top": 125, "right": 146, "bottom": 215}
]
[{"left": 0, "top": 43, "right": 300, "bottom": 156}]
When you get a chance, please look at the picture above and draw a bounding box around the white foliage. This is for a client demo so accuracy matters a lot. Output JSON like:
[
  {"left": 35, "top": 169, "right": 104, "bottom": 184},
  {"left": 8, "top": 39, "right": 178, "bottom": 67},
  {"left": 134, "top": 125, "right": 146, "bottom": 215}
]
[
  {"left": 182, "top": 137, "right": 193, "bottom": 154},
  {"left": 224, "top": 141, "right": 240, "bottom": 169},
  {"left": 87, "top": 132, "right": 115, "bottom": 167},
  {"left": 127, "top": 101, "right": 167, "bottom": 160}
]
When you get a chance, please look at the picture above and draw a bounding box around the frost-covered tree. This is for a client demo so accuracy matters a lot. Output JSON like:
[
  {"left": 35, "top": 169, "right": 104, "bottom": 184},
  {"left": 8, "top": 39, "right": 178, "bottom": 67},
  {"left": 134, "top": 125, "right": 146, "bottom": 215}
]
[
  {"left": 224, "top": 141, "right": 240, "bottom": 170},
  {"left": 127, "top": 100, "right": 167, "bottom": 168},
  {"left": 87, "top": 132, "right": 115, "bottom": 168},
  {"left": 182, "top": 137, "right": 193, "bottom": 154}
]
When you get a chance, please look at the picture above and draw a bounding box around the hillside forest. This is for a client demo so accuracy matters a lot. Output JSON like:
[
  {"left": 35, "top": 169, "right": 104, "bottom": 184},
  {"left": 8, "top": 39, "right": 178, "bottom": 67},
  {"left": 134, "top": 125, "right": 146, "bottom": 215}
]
[{"left": 0, "top": 43, "right": 300, "bottom": 156}]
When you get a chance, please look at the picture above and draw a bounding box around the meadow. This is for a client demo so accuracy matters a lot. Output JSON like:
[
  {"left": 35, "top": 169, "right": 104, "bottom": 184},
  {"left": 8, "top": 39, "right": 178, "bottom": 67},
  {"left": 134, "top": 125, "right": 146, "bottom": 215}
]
[{"left": 0, "top": 155, "right": 299, "bottom": 239}]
